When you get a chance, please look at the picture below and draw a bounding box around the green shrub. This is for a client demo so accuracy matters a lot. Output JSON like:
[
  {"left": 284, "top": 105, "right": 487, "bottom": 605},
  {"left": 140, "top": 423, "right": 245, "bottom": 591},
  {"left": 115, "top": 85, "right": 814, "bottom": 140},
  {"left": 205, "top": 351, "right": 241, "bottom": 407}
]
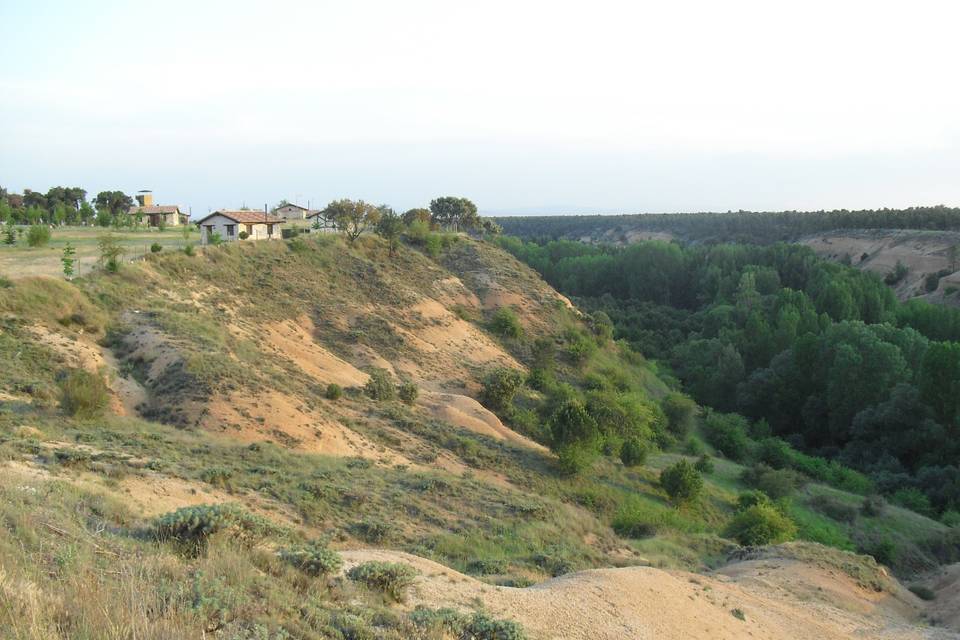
[
  {"left": 891, "top": 487, "right": 935, "bottom": 517},
  {"left": 807, "top": 494, "right": 857, "bottom": 523},
  {"left": 860, "top": 495, "right": 885, "bottom": 517},
  {"left": 466, "top": 558, "right": 508, "bottom": 575},
  {"left": 183, "top": 244, "right": 195, "bottom": 256},
  {"left": 612, "top": 507, "right": 658, "bottom": 539},
  {"left": 549, "top": 400, "right": 599, "bottom": 449},
  {"left": 26, "top": 225, "right": 51, "bottom": 247},
  {"left": 199, "top": 466, "right": 232, "bottom": 487},
  {"left": 398, "top": 381, "right": 418, "bottom": 405},
  {"left": 59, "top": 369, "right": 109, "bottom": 418},
  {"left": 736, "top": 490, "right": 772, "bottom": 511},
  {"left": 155, "top": 504, "right": 277, "bottom": 554},
  {"left": 489, "top": 307, "right": 523, "bottom": 339},
  {"left": 862, "top": 537, "right": 897, "bottom": 566},
  {"left": 660, "top": 459, "right": 703, "bottom": 504},
  {"left": 909, "top": 585, "right": 936, "bottom": 601},
  {"left": 461, "top": 612, "right": 527, "bottom": 640},
  {"left": 694, "top": 454, "right": 714, "bottom": 474},
  {"left": 756, "top": 438, "right": 793, "bottom": 469},
  {"left": 941, "top": 510, "right": 960, "bottom": 528},
  {"left": 564, "top": 333, "right": 596, "bottom": 365},
  {"left": 279, "top": 541, "right": 343, "bottom": 576},
  {"left": 347, "top": 561, "right": 418, "bottom": 601},
  {"left": 741, "top": 464, "right": 801, "bottom": 500},
  {"left": 619, "top": 436, "right": 650, "bottom": 467},
  {"left": 150, "top": 242, "right": 162, "bottom": 253},
  {"left": 480, "top": 367, "right": 525, "bottom": 413},
  {"left": 555, "top": 442, "right": 598, "bottom": 476},
  {"left": 703, "top": 411, "right": 752, "bottom": 461},
  {"left": 725, "top": 504, "right": 796, "bottom": 546},
  {"left": 238, "top": 230, "right": 249, "bottom": 240},
  {"left": 410, "top": 608, "right": 528, "bottom": 640},
  {"left": 353, "top": 518, "right": 393, "bottom": 543},
  {"left": 661, "top": 393, "right": 698, "bottom": 438},
  {"left": 364, "top": 367, "right": 396, "bottom": 401},
  {"left": 325, "top": 383, "right": 343, "bottom": 400}
]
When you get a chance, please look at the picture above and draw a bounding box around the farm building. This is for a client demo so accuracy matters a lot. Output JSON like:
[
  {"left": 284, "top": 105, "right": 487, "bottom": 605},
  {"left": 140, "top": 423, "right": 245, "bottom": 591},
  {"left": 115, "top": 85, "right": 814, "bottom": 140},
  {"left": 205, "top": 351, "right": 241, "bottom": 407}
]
[
  {"left": 274, "top": 203, "right": 319, "bottom": 221},
  {"left": 128, "top": 191, "right": 188, "bottom": 226},
  {"left": 195, "top": 210, "right": 284, "bottom": 245}
]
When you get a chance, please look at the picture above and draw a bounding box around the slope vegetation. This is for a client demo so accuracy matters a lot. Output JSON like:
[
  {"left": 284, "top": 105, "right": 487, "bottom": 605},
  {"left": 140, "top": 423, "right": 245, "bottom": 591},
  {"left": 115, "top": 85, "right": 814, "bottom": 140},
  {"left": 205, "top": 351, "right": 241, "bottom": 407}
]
[{"left": 0, "top": 233, "right": 957, "bottom": 638}]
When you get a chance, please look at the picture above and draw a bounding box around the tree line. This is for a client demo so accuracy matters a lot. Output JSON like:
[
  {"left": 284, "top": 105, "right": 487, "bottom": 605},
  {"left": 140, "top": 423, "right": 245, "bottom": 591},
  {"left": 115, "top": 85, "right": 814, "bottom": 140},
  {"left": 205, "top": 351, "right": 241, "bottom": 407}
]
[
  {"left": 0, "top": 185, "right": 135, "bottom": 227},
  {"left": 497, "top": 236, "right": 960, "bottom": 518},
  {"left": 495, "top": 206, "right": 960, "bottom": 244}
]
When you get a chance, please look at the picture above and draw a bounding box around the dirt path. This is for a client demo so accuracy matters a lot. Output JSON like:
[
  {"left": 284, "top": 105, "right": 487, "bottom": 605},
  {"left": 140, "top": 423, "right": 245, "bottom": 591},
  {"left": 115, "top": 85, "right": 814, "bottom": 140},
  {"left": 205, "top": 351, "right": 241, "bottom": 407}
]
[{"left": 339, "top": 549, "right": 958, "bottom": 640}]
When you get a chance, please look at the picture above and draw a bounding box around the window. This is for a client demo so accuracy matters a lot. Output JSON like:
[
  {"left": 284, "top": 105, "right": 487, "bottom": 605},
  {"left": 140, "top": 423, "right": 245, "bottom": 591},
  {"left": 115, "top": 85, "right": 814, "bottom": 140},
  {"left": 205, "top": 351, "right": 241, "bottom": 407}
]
[
  {"left": 267, "top": 224, "right": 274, "bottom": 236},
  {"left": 245, "top": 224, "right": 253, "bottom": 235},
  {"left": 225, "top": 224, "right": 235, "bottom": 237}
]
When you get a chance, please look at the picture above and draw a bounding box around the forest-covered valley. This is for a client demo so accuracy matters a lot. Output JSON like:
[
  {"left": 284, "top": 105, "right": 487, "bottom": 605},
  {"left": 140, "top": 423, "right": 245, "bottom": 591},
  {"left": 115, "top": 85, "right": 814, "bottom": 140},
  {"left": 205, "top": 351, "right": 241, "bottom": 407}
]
[{"left": 497, "top": 236, "right": 960, "bottom": 522}]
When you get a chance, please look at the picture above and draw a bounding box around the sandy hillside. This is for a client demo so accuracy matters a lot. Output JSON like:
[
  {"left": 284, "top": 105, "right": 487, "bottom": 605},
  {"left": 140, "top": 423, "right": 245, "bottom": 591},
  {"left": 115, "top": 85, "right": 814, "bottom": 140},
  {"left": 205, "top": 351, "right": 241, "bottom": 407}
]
[
  {"left": 801, "top": 229, "right": 960, "bottom": 304},
  {"left": 340, "top": 548, "right": 959, "bottom": 640}
]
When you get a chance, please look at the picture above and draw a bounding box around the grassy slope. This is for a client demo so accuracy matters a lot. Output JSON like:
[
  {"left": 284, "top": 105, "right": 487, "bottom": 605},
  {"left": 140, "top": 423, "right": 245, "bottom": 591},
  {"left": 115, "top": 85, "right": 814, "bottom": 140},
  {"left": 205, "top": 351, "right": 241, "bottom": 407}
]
[{"left": 0, "top": 233, "right": 952, "bottom": 638}]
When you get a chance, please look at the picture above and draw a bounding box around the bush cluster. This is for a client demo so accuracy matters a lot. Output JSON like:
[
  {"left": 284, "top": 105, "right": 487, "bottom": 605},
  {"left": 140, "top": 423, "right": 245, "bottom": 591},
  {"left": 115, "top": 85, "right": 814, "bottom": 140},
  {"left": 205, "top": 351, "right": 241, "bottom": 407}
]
[
  {"left": 59, "top": 369, "right": 109, "bottom": 418},
  {"left": 660, "top": 459, "right": 703, "bottom": 504},
  {"left": 364, "top": 367, "right": 396, "bottom": 401},
  {"left": 410, "top": 608, "right": 528, "bottom": 640},
  {"left": 155, "top": 503, "right": 277, "bottom": 554},
  {"left": 279, "top": 541, "right": 343, "bottom": 576},
  {"left": 347, "top": 561, "right": 418, "bottom": 601},
  {"left": 489, "top": 307, "right": 523, "bottom": 339},
  {"left": 725, "top": 503, "right": 796, "bottom": 546}
]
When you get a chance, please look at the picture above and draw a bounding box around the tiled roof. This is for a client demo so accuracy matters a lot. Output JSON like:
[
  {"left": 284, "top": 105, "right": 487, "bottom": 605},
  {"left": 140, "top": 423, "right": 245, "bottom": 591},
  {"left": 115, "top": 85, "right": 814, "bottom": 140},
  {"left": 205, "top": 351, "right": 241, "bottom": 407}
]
[
  {"left": 197, "top": 210, "right": 285, "bottom": 224},
  {"left": 129, "top": 205, "right": 182, "bottom": 214}
]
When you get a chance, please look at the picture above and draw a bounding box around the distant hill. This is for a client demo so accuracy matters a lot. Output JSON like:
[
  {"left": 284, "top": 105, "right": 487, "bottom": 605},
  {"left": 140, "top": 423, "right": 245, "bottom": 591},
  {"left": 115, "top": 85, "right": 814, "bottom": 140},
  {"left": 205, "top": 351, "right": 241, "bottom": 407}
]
[{"left": 494, "top": 206, "right": 960, "bottom": 244}]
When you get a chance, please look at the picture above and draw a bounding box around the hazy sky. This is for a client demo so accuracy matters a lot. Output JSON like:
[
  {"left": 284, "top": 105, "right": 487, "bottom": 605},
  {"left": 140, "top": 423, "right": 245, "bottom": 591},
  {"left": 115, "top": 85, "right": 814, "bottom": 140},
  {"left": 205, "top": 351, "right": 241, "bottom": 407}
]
[{"left": 2, "top": 0, "right": 959, "bottom": 215}]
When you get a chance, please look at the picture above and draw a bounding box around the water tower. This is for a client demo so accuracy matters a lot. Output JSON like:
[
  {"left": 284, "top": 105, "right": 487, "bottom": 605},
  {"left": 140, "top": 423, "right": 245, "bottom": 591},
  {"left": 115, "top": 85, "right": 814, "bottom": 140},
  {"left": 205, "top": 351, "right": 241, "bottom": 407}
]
[{"left": 135, "top": 189, "right": 154, "bottom": 207}]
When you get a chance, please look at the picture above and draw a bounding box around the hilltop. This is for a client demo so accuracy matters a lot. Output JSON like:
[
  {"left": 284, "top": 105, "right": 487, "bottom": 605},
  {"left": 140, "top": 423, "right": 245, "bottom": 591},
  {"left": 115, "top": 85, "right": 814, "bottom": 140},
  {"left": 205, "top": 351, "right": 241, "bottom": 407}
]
[{"left": 1, "top": 233, "right": 958, "bottom": 639}]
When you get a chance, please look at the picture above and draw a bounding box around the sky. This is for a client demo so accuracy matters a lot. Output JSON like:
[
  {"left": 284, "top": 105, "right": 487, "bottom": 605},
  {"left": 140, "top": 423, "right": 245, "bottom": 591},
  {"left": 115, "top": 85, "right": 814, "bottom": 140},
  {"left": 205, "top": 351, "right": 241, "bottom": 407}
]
[{"left": 2, "top": 0, "right": 959, "bottom": 215}]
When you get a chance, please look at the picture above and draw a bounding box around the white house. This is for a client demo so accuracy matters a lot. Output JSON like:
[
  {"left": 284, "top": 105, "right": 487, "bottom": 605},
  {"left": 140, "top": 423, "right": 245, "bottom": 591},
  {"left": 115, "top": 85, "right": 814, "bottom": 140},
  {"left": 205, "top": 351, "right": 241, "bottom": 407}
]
[
  {"left": 195, "top": 210, "right": 284, "bottom": 245},
  {"left": 273, "top": 203, "right": 319, "bottom": 221}
]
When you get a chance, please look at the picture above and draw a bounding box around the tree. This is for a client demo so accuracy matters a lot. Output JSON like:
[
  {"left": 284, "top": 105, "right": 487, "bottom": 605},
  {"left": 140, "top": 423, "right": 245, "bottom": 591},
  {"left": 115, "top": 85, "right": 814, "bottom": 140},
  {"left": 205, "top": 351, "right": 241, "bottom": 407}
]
[
  {"left": 98, "top": 234, "right": 125, "bottom": 272},
  {"left": 659, "top": 459, "right": 703, "bottom": 504},
  {"left": 661, "top": 393, "right": 698, "bottom": 438},
  {"left": 919, "top": 342, "right": 960, "bottom": 427},
  {"left": 480, "top": 368, "right": 525, "bottom": 413},
  {"left": 22, "top": 189, "right": 47, "bottom": 211},
  {"left": 26, "top": 225, "right": 50, "bottom": 247},
  {"left": 4, "top": 228, "right": 16, "bottom": 245},
  {"left": 620, "top": 437, "right": 650, "bottom": 467},
  {"left": 375, "top": 208, "right": 404, "bottom": 255},
  {"left": 322, "top": 199, "right": 381, "bottom": 243},
  {"left": 93, "top": 190, "right": 134, "bottom": 223},
  {"left": 402, "top": 208, "right": 432, "bottom": 226},
  {"left": 549, "top": 400, "right": 599, "bottom": 449},
  {"left": 429, "top": 196, "right": 479, "bottom": 231},
  {"left": 61, "top": 243, "right": 76, "bottom": 279}
]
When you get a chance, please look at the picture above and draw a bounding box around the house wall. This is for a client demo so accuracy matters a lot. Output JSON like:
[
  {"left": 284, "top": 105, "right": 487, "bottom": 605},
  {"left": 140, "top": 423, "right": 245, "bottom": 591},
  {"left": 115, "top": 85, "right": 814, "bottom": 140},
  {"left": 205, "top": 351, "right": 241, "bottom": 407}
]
[
  {"left": 199, "top": 215, "right": 280, "bottom": 244},
  {"left": 275, "top": 205, "right": 307, "bottom": 220}
]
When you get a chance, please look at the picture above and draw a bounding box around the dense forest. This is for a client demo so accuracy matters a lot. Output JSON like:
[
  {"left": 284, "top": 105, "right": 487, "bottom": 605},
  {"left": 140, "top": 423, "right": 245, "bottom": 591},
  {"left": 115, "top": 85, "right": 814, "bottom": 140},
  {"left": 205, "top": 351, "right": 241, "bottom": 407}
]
[
  {"left": 494, "top": 206, "right": 960, "bottom": 244},
  {"left": 498, "top": 236, "right": 960, "bottom": 517}
]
